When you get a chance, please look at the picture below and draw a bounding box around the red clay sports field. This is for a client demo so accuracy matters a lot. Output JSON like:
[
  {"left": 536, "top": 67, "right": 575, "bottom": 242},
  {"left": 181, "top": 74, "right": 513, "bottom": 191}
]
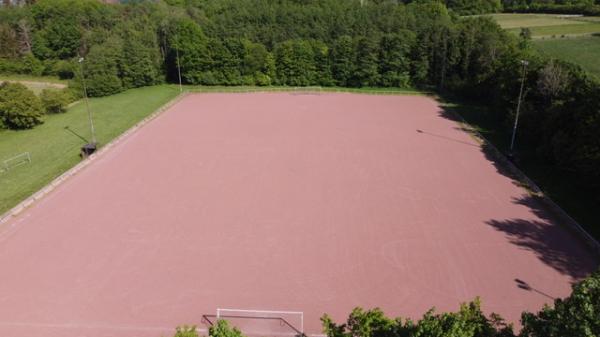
[{"left": 0, "top": 93, "right": 597, "bottom": 337}]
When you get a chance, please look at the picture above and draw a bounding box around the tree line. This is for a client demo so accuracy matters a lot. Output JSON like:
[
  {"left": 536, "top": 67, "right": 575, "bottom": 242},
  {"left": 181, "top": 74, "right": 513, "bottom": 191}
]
[
  {"left": 502, "top": 0, "right": 600, "bottom": 16},
  {"left": 174, "top": 270, "right": 600, "bottom": 337},
  {"left": 0, "top": 0, "right": 599, "bottom": 195}
]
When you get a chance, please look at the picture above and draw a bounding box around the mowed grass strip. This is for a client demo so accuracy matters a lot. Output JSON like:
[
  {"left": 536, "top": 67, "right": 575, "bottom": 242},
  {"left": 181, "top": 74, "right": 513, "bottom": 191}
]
[
  {"left": 0, "top": 85, "right": 180, "bottom": 214},
  {"left": 490, "top": 13, "right": 589, "bottom": 29},
  {"left": 0, "top": 74, "right": 68, "bottom": 85},
  {"left": 534, "top": 36, "right": 600, "bottom": 79},
  {"left": 507, "top": 23, "right": 600, "bottom": 37},
  {"left": 0, "top": 75, "right": 69, "bottom": 95},
  {"left": 488, "top": 13, "right": 600, "bottom": 37}
]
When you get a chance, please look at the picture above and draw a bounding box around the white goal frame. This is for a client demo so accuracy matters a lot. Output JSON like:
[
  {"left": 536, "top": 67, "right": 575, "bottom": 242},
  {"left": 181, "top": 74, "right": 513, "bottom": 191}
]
[
  {"left": 216, "top": 308, "right": 304, "bottom": 333},
  {"left": 2, "top": 152, "right": 31, "bottom": 172}
]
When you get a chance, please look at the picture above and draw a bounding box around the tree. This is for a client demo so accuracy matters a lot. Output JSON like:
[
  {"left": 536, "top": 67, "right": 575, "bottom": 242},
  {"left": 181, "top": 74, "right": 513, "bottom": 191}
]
[
  {"left": 321, "top": 299, "right": 513, "bottom": 337},
  {"left": 82, "top": 37, "right": 123, "bottom": 97},
  {"left": 378, "top": 32, "right": 415, "bottom": 87},
  {"left": 40, "top": 89, "right": 71, "bottom": 114},
  {"left": 0, "top": 82, "right": 44, "bottom": 129},
  {"left": 274, "top": 40, "right": 317, "bottom": 86},
  {"left": 0, "top": 23, "right": 19, "bottom": 58},
  {"left": 518, "top": 28, "right": 531, "bottom": 49},
  {"left": 330, "top": 35, "right": 355, "bottom": 87},
  {"left": 520, "top": 270, "right": 600, "bottom": 337},
  {"left": 209, "top": 320, "right": 245, "bottom": 337},
  {"left": 120, "top": 28, "right": 162, "bottom": 88},
  {"left": 32, "top": 19, "right": 82, "bottom": 60},
  {"left": 167, "top": 17, "right": 209, "bottom": 85},
  {"left": 351, "top": 36, "right": 379, "bottom": 87},
  {"left": 241, "top": 40, "right": 275, "bottom": 86}
]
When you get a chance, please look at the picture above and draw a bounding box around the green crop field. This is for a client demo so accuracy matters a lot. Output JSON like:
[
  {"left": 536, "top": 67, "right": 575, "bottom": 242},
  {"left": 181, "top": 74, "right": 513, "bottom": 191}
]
[
  {"left": 489, "top": 13, "right": 600, "bottom": 37},
  {"left": 534, "top": 36, "right": 600, "bottom": 79},
  {"left": 0, "top": 85, "right": 180, "bottom": 215}
]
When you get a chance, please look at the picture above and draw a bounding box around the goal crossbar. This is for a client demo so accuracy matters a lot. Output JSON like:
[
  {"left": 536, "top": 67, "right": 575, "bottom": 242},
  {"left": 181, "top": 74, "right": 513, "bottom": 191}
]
[
  {"left": 207, "top": 308, "right": 304, "bottom": 336},
  {"left": 2, "top": 152, "right": 31, "bottom": 172}
]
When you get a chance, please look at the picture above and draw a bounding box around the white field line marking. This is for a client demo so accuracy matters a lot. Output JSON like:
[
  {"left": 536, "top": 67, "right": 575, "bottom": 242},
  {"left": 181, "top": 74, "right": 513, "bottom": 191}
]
[
  {"left": 217, "top": 309, "right": 303, "bottom": 315},
  {"left": 0, "top": 321, "right": 207, "bottom": 333}
]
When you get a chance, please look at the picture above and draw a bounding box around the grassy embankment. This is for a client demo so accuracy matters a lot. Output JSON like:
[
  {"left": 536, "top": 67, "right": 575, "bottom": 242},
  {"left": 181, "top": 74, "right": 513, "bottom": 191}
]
[{"left": 0, "top": 84, "right": 181, "bottom": 214}]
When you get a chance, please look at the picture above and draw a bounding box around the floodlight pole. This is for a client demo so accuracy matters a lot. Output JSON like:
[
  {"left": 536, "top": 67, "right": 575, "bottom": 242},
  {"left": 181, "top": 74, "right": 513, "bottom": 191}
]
[
  {"left": 78, "top": 57, "right": 97, "bottom": 144},
  {"left": 175, "top": 38, "right": 183, "bottom": 93},
  {"left": 510, "top": 60, "right": 529, "bottom": 153}
]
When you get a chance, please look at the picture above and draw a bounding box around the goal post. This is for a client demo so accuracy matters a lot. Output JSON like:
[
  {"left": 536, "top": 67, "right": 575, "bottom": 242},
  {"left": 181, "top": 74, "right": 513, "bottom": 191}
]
[
  {"left": 2, "top": 152, "right": 31, "bottom": 172},
  {"left": 203, "top": 308, "right": 304, "bottom": 337}
]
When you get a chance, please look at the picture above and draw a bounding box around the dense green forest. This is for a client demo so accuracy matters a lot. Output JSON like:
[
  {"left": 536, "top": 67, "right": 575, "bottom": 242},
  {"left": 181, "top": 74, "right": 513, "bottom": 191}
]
[{"left": 1, "top": 0, "right": 599, "bottom": 202}]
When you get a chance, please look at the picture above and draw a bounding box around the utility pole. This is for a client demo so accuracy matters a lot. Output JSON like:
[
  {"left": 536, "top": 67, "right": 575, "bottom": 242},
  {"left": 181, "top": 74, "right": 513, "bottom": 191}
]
[
  {"left": 176, "top": 43, "right": 183, "bottom": 93},
  {"left": 78, "top": 57, "right": 97, "bottom": 145},
  {"left": 510, "top": 60, "right": 529, "bottom": 154}
]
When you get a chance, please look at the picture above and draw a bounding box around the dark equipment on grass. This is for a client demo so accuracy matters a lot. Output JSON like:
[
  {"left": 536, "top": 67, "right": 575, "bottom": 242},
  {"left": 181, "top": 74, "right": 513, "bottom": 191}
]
[
  {"left": 80, "top": 143, "right": 97, "bottom": 157},
  {"left": 64, "top": 126, "right": 98, "bottom": 158}
]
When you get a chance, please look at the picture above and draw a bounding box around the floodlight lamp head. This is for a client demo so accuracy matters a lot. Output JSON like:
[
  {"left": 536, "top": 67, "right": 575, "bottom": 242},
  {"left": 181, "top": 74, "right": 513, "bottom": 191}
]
[
  {"left": 521, "top": 60, "right": 529, "bottom": 66},
  {"left": 79, "top": 57, "right": 84, "bottom": 63}
]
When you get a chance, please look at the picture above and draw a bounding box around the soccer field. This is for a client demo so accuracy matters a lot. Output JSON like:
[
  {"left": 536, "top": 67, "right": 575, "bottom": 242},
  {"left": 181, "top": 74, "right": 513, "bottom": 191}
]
[{"left": 0, "top": 93, "right": 596, "bottom": 337}]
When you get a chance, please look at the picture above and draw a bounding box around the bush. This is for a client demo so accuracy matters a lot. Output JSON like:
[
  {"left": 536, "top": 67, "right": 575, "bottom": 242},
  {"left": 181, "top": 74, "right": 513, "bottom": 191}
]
[
  {"left": 209, "top": 320, "right": 245, "bottom": 337},
  {"left": 0, "top": 54, "right": 44, "bottom": 76},
  {"left": 0, "top": 82, "right": 44, "bottom": 129},
  {"left": 172, "top": 321, "right": 244, "bottom": 337},
  {"left": 520, "top": 269, "right": 600, "bottom": 337},
  {"left": 81, "top": 37, "right": 124, "bottom": 97},
  {"left": 174, "top": 325, "right": 199, "bottom": 337},
  {"left": 322, "top": 300, "right": 514, "bottom": 337},
  {"left": 54, "top": 60, "right": 75, "bottom": 79},
  {"left": 40, "top": 89, "right": 71, "bottom": 114},
  {"left": 318, "top": 270, "right": 600, "bottom": 337}
]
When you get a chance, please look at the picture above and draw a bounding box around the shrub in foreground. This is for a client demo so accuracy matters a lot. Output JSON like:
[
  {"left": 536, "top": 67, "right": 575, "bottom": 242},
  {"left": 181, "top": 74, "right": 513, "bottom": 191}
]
[
  {"left": 40, "top": 89, "right": 71, "bottom": 114},
  {"left": 0, "top": 82, "right": 44, "bottom": 129},
  {"left": 170, "top": 271, "right": 600, "bottom": 337},
  {"left": 319, "top": 270, "right": 600, "bottom": 337},
  {"left": 520, "top": 269, "right": 600, "bottom": 337}
]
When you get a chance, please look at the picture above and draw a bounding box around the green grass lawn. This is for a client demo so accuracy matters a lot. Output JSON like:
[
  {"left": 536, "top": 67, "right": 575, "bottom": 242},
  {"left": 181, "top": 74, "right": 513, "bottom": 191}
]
[
  {"left": 0, "top": 85, "right": 180, "bottom": 214},
  {"left": 534, "top": 36, "right": 600, "bottom": 79},
  {"left": 489, "top": 13, "right": 600, "bottom": 37}
]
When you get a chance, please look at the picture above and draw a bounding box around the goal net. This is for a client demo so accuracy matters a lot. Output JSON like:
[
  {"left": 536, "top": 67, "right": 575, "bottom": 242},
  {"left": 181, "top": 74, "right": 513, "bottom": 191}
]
[
  {"left": 1, "top": 152, "right": 31, "bottom": 173},
  {"left": 203, "top": 308, "right": 304, "bottom": 337}
]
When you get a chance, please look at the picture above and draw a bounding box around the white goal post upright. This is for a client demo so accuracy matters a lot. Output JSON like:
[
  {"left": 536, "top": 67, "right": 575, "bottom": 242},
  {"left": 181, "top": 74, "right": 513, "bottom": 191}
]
[
  {"left": 216, "top": 308, "right": 304, "bottom": 333},
  {"left": 2, "top": 152, "right": 31, "bottom": 172}
]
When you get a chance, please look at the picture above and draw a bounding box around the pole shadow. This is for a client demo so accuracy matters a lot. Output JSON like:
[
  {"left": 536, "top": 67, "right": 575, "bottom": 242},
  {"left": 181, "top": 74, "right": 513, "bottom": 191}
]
[
  {"left": 514, "top": 278, "right": 556, "bottom": 301},
  {"left": 415, "top": 129, "right": 480, "bottom": 147}
]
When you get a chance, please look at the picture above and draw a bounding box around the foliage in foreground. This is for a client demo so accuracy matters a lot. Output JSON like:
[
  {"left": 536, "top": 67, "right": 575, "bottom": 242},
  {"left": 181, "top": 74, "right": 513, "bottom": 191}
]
[
  {"left": 171, "top": 271, "right": 600, "bottom": 337},
  {"left": 520, "top": 269, "right": 600, "bottom": 337},
  {"left": 320, "top": 270, "right": 600, "bottom": 337},
  {"left": 39, "top": 88, "right": 71, "bottom": 114},
  {"left": 173, "top": 321, "right": 244, "bottom": 337},
  {"left": 0, "top": 82, "right": 43, "bottom": 129}
]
